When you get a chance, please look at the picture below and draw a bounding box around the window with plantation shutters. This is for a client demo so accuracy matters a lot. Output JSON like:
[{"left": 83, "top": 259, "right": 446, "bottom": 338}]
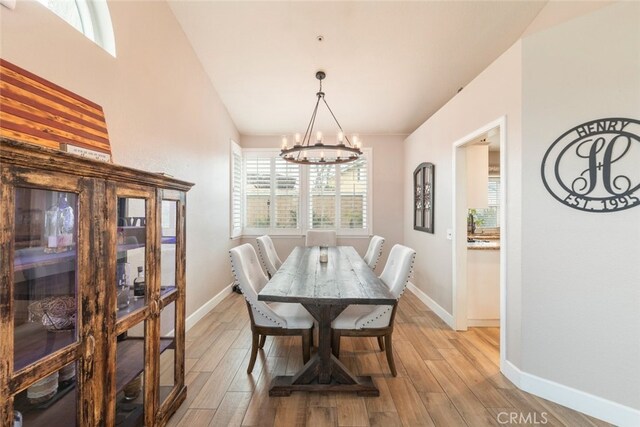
[
  {"left": 274, "top": 157, "right": 300, "bottom": 229},
  {"left": 339, "top": 157, "right": 368, "bottom": 230},
  {"left": 309, "top": 164, "right": 337, "bottom": 229},
  {"left": 244, "top": 155, "right": 272, "bottom": 229},
  {"left": 235, "top": 148, "right": 371, "bottom": 236},
  {"left": 230, "top": 141, "right": 243, "bottom": 238}
]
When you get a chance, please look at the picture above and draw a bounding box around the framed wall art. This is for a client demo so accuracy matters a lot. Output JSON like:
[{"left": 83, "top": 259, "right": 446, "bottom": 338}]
[{"left": 414, "top": 162, "right": 434, "bottom": 233}]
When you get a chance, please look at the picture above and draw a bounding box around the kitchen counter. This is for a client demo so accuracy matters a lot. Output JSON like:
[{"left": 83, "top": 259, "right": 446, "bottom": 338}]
[{"left": 467, "top": 237, "right": 500, "bottom": 250}]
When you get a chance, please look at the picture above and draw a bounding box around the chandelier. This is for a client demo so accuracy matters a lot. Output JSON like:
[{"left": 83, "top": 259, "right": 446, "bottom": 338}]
[{"left": 279, "top": 71, "right": 363, "bottom": 165}]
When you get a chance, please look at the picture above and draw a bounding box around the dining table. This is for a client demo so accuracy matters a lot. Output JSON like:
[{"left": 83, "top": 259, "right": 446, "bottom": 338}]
[{"left": 257, "top": 245, "right": 395, "bottom": 397}]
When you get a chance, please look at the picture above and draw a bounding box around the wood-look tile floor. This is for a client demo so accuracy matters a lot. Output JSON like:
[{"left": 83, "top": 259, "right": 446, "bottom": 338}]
[{"left": 166, "top": 292, "right": 610, "bottom": 427}]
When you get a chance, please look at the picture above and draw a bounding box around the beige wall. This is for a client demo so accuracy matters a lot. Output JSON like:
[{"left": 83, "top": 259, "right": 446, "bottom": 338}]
[
  {"left": 239, "top": 134, "right": 406, "bottom": 273},
  {"left": 521, "top": 1, "right": 640, "bottom": 410},
  {"left": 0, "top": 0, "right": 239, "bottom": 318},
  {"left": 403, "top": 0, "right": 640, "bottom": 416}
]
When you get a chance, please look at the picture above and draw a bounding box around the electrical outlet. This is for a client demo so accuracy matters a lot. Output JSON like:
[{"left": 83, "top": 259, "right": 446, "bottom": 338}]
[{"left": 446, "top": 229, "right": 453, "bottom": 240}]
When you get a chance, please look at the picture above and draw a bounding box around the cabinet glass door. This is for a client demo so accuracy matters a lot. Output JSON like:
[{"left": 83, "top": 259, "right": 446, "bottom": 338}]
[
  {"left": 11, "top": 186, "right": 81, "bottom": 426},
  {"left": 13, "top": 188, "right": 78, "bottom": 372},
  {"left": 116, "top": 197, "right": 148, "bottom": 320},
  {"left": 158, "top": 301, "right": 177, "bottom": 406},
  {"left": 158, "top": 199, "right": 179, "bottom": 409},
  {"left": 115, "top": 320, "right": 148, "bottom": 426}
]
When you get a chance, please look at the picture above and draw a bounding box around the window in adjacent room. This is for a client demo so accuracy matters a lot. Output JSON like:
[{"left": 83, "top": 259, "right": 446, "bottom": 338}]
[
  {"left": 37, "top": 0, "right": 116, "bottom": 56},
  {"left": 472, "top": 177, "right": 500, "bottom": 229}
]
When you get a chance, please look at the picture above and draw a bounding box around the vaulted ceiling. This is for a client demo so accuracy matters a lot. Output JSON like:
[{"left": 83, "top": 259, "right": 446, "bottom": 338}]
[{"left": 168, "top": 1, "right": 546, "bottom": 136}]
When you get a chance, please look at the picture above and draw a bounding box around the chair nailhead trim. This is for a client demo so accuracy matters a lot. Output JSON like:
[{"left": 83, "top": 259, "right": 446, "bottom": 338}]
[
  {"left": 229, "top": 251, "right": 284, "bottom": 327},
  {"left": 358, "top": 252, "right": 416, "bottom": 329},
  {"left": 256, "top": 240, "right": 274, "bottom": 278},
  {"left": 371, "top": 238, "right": 385, "bottom": 269}
]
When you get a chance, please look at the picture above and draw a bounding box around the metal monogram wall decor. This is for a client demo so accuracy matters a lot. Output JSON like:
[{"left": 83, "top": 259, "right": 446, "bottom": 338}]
[
  {"left": 414, "top": 162, "right": 434, "bottom": 233},
  {"left": 541, "top": 118, "right": 639, "bottom": 213}
]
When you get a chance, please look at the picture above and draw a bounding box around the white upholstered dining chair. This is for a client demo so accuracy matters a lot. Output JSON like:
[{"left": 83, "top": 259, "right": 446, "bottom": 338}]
[
  {"left": 229, "top": 244, "right": 313, "bottom": 373},
  {"left": 256, "top": 235, "right": 282, "bottom": 278},
  {"left": 331, "top": 244, "right": 416, "bottom": 376},
  {"left": 305, "top": 230, "right": 337, "bottom": 247},
  {"left": 363, "top": 235, "right": 385, "bottom": 269}
]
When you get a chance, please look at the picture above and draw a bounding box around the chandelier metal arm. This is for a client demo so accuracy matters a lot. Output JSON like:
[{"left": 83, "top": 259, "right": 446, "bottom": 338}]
[
  {"left": 303, "top": 94, "right": 322, "bottom": 147},
  {"left": 321, "top": 97, "right": 352, "bottom": 146}
]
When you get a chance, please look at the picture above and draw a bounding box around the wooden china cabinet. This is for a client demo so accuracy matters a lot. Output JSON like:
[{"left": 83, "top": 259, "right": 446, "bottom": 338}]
[{"left": 0, "top": 138, "right": 193, "bottom": 426}]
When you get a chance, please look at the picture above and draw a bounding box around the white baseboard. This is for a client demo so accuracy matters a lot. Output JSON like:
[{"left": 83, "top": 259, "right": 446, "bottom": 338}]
[
  {"left": 406, "top": 282, "right": 455, "bottom": 329},
  {"left": 502, "top": 360, "right": 640, "bottom": 426},
  {"left": 185, "top": 282, "right": 234, "bottom": 332},
  {"left": 468, "top": 319, "right": 500, "bottom": 327}
]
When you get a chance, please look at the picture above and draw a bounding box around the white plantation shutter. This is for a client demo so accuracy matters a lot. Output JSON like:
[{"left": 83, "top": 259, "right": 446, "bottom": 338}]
[
  {"left": 309, "top": 164, "right": 336, "bottom": 229},
  {"left": 244, "top": 155, "right": 272, "bottom": 229},
  {"left": 339, "top": 157, "right": 368, "bottom": 230},
  {"left": 274, "top": 158, "right": 300, "bottom": 229},
  {"left": 230, "top": 142, "right": 243, "bottom": 238}
]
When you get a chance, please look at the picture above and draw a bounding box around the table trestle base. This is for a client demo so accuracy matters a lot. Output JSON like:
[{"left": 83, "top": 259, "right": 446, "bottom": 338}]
[{"left": 268, "top": 375, "right": 378, "bottom": 397}]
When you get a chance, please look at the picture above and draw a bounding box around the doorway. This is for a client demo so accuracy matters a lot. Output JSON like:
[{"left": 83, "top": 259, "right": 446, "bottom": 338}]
[{"left": 452, "top": 116, "right": 506, "bottom": 367}]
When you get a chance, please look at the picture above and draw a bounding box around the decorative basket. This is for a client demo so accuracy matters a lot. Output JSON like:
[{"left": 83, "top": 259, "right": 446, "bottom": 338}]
[{"left": 28, "top": 296, "right": 76, "bottom": 332}]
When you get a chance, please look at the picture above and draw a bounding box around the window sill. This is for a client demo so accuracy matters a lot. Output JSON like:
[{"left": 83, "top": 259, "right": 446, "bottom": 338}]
[{"left": 236, "top": 232, "right": 372, "bottom": 239}]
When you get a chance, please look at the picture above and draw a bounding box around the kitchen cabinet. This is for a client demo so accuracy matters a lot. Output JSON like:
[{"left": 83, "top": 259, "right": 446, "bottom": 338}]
[
  {"left": 466, "top": 246, "right": 500, "bottom": 326},
  {"left": 466, "top": 145, "right": 488, "bottom": 209},
  {"left": 0, "top": 138, "right": 193, "bottom": 426}
]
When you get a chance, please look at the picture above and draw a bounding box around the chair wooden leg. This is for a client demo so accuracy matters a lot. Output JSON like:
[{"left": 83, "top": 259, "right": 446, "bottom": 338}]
[
  {"left": 258, "top": 334, "right": 266, "bottom": 349},
  {"left": 302, "top": 330, "right": 311, "bottom": 364},
  {"left": 384, "top": 333, "right": 397, "bottom": 377},
  {"left": 331, "top": 330, "right": 341, "bottom": 358},
  {"left": 377, "top": 336, "right": 385, "bottom": 351},
  {"left": 247, "top": 331, "right": 259, "bottom": 374}
]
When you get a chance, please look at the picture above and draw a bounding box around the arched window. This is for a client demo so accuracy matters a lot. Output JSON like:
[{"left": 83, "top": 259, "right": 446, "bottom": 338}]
[{"left": 37, "top": 0, "right": 116, "bottom": 57}]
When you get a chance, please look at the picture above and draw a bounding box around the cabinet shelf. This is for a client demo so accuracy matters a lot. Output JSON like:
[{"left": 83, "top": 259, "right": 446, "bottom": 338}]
[
  {"left": 14, "top": 247, "right": 76, "bottom": 273},
  {"left": 116, "top": 287, "right": 177, "bottom": 322},
  {"left": 15, "top": 381, "right": 77, "bottom": 427},
  {"left": 116, "top": 337, "right": 174, "bottom": 394},
  {"left": 14, "top": 322, "right": 76, "bottom": 372},
  {"left": 160, "top": 286, "right": 177, "bottom": 301}
]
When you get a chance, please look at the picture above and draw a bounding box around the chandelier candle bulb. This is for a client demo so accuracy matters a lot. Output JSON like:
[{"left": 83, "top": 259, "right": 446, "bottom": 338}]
[
  {"left": 281, "top": 136, "right": 288, "bottom": 150},
  {"left": 316, "top": 131, "right": 323, "bottom": 143},
  {"left": 337, "top": 131, "right": 344, "bottom": 143},
  {"left": 295, "top": 133, "right": 301, "bottom": 144}
]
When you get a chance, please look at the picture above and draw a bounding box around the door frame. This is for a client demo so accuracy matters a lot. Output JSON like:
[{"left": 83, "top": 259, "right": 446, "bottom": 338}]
[{"left": 451, "top": 115, "right": 507, "bottom": 368}]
